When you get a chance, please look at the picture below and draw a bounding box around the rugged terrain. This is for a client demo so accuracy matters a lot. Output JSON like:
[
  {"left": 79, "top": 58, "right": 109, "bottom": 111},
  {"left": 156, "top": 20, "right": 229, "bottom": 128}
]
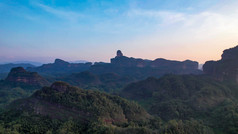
[
  {"left": 0, "top": 46, "right": 238, "bottom": 133},
  {"left": 203, "top": 45, "right": 238, "bottom": 83}
]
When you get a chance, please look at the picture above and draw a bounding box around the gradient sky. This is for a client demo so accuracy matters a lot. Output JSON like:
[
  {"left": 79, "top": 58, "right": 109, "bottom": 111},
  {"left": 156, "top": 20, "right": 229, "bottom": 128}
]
[{"left": 0, "top": 0, "right": 238, "bottom": 64}]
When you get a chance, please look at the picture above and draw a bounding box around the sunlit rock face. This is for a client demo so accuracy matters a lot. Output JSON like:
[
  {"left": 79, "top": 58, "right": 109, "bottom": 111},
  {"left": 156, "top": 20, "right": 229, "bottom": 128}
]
[
  {"left": 203, "top": 45, "right": 238, "bottom": 83},
  {"left": 5, "top": 67, "right": 49, "bottom": 87}
]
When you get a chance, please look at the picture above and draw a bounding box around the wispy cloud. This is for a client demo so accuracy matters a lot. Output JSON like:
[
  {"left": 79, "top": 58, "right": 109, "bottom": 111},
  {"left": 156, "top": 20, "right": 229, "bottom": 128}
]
[
  {"left": 33, "top": 2, "right": 84, "bottom": 23},
  {"left": 126, "top": 5, "right": 238, "bottom": 38},
  {"left": 127, "top": 9, "right": 186, "bottom": 24}
]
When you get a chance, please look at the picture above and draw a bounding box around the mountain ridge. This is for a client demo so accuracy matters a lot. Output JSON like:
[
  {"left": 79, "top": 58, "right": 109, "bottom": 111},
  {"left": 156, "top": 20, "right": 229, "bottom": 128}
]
[{"left": 203, "top": 45, "right": 238, "bottom": 83}]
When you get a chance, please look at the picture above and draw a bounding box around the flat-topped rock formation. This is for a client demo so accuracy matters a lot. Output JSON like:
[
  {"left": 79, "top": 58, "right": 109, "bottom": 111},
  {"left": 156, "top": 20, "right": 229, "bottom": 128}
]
[{"left": 90, "top": 50, "right": 201, "bottom": 79}]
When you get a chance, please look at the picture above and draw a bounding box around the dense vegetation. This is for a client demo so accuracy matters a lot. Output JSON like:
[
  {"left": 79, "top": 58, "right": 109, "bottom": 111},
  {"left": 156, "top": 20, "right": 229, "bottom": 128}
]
[
  {"left": 0, "top": 80, "right": 38, "bottom": 108},
  {"left": 0, "top": 67, "right": 48, "bottom": 109},
  {"left": 120, "top": 74, "right": 238, "bottom": 134},
  {"left": 0, "top": 85, "right": 34, "bottom": 108},
  {"left": 0, "top": 82, "right": 155, "bottom": 133},
  {"left": 1, "top": 46, "right": 238, "bottom": 133},
  {"left": 0, "top": 81, "right": 217, "bottom": 134},
  {"left": 60, "top": 71, "right": 135, "bottom": 93}
]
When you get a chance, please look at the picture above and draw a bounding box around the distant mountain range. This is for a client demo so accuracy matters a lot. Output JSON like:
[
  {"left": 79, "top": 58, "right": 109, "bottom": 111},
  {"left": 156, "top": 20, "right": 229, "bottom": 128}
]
[
  {"left": 1, "top": 46, "right": 238, "bottom": 133},
  {"left": 0, "top": 63, "right": 36, "bottom": 79},
  {"left": 0, "top": 63, "right": 35, "bottom": 73},
  {"left": 69, "top": 60, "right": 89, "bottom": 63},
  {"left": 0, "top": 61, "right": 43, "bottom": 66},
  {"left": 27, "top": 59, "right": 92, "bottom": 76},
  {"left": 90, "top": 50, "right": 202, "bottom": 79},
  {"left": 21, "top": 51, "right": 202, "bottom": 92}
]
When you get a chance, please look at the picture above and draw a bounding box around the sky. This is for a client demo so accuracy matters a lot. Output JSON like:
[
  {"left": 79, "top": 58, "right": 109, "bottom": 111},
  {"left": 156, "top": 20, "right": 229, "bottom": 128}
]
[{"left": 0, "top": 0, "right": 238, "bottom": 64}]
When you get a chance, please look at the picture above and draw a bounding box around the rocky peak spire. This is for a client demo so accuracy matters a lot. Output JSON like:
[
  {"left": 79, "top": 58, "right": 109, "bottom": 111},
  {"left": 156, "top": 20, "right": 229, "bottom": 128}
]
[{"left": 117, "top": 50, "right": 123, "bottom": 57}]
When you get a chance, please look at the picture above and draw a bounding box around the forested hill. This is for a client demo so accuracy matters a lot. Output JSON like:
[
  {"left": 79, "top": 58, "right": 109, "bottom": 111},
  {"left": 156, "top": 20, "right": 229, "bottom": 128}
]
[
  {"left": 0, "top": 82, "right": 153, "bottom": 133},
  {"left": 120, "top": 74, "right": 238, "bottom": 134},
  {"left": 0, "top": 67, "right": 49, "bottom": 108},
  {"left": 0, "top": 81, "right": 216, "bottom": 134}
]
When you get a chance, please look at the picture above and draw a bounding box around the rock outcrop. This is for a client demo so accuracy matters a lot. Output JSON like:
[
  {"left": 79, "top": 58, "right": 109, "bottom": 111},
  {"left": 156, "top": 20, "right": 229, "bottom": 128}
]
[
  {"left": 116, "top": 50, "right": 123, "bottom": 57},
  {"left": 99, "top": 50, "right": 201, "bottom": 79},
  {"left": 5, "top": 67, "right": 49, "bottom": 88},
  {"left": 203, "top": 45, "right": 238, "bottom": 83}
]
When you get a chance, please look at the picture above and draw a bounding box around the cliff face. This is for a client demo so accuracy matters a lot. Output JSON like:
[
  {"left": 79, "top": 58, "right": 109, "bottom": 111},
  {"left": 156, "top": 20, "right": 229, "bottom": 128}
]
[
  {"left": 221, "top": 46, "right": 238, "bottom": 60},
  {"left": 111, "top": 56, "right": 151, "bottom": 67},
  {"left": 25, "top": 51, "right": 200, "bottom": 79},
  {"left": 111, "top": 50, "right": 198, "bottom": 69},
  {"left": 5, "top": 67, "right": 49, "bottom": 88},
  {"left": 105, "top": 50, "right": 201, "bottom": 78},
  {"left": 151, "top": 59, "right": 198, "bottom": 70},
  {"left": 203, "top": 45, "right": 238, "bottom": 83}
]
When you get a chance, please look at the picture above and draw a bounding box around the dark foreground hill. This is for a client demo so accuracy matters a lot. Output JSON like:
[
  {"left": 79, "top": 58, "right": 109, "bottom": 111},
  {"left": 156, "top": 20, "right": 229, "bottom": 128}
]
[{"left": 120, "top": 74, "right": 238, "bottom": 134}]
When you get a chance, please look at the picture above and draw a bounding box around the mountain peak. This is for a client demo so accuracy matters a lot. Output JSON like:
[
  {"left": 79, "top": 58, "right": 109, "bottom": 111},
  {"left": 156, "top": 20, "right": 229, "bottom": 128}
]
[
  {"left": 116, "top": 50, "right": 123, "bottom": 57},
  {"left": 54, "top": 59, "right": 69, "bottom": 64},
  {"left": 5, "top": 67, "right": 49, "bottom": 88},
  {"left": 10, "top": 67, "right": 26, "bottom": 73}
]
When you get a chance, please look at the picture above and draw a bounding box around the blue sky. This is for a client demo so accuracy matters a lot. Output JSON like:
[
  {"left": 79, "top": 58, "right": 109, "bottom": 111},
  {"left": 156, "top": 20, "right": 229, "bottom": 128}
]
[{"left": 0, "top": 0, "right": 238, "bottom": 63}]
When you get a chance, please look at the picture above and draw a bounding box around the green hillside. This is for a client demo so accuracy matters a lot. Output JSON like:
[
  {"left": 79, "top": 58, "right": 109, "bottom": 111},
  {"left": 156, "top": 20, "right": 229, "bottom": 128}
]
[
  {"left": 0, "top": 82, "right": 157, "bottom": 134},
  {"left": 120, "top": 75, "right": 238, "bottom": 134}
]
